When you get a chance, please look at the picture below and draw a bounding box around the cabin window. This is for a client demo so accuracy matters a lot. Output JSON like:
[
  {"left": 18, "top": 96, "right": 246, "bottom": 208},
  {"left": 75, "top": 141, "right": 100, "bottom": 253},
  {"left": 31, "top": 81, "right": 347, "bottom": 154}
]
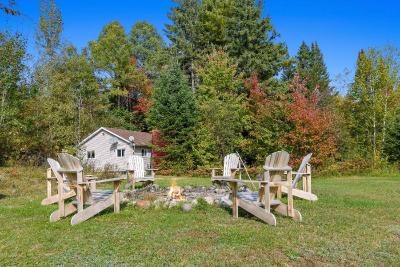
[
  {"left": 141, "top": 149, "right": 151, "bottom": 157},
  {"left": 117, "top": 149, "right": 125, "bottom": 157},
  {"left": 87, "top": 151, "right": 95, "bottom": 159}
]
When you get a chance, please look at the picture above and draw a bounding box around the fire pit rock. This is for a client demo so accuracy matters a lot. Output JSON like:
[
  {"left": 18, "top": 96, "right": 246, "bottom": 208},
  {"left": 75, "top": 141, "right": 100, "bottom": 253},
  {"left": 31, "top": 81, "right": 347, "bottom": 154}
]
[{"left": 136, "top": 200, "right": 151, "bottom": 209}]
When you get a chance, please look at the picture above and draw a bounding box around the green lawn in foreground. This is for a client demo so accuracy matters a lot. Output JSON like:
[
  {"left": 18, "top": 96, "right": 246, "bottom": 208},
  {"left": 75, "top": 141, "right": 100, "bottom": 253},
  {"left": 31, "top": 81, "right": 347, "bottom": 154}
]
[{"left": 1, "top": 167, "right": 400, "bottom": 266}]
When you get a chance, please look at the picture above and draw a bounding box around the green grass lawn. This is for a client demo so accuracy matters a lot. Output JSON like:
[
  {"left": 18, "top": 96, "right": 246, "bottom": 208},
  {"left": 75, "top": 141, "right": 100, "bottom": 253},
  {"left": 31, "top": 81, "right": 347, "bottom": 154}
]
[{"left": 1, "top": 167, "right": 400, "bottom": 266}]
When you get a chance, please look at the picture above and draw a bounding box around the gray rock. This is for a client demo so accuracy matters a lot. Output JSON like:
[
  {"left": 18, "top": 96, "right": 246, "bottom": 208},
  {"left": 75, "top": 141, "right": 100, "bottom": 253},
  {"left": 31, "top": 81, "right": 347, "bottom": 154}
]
[
  {"left": 181, "top": 203, "right": 192, "bottom": 212},
  {"left": 152, "top": 184, "right": 160, "bottom": 191},
  {"left": 204, "top": 196, "right": 214, "bottom": 205},
  {"left": 168, "top": 199, "right": 177, "bottom": 208},
  {"left": 215, "top": 189, "right": 226, "bottom": 194}
]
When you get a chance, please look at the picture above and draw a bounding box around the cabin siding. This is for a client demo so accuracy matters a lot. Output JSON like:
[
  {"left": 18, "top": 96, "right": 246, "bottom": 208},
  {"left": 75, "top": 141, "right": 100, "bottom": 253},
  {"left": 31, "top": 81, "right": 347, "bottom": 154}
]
[{"left": 80, "top": 129, "right": 151, "bottom": 171}]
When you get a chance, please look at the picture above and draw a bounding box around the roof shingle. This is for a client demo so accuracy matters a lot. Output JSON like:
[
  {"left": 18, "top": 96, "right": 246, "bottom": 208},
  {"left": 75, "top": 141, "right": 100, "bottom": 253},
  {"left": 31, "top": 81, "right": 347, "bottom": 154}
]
[{"left": 105, "top": 127, "right": 152, "bottom": 146}]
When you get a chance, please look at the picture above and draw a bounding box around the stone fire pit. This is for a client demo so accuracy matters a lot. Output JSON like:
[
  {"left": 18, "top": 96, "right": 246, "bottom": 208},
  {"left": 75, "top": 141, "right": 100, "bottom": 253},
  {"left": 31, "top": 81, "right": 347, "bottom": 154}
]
[{"left": 122, "top": 183, "right": 250, "bottom": 211}]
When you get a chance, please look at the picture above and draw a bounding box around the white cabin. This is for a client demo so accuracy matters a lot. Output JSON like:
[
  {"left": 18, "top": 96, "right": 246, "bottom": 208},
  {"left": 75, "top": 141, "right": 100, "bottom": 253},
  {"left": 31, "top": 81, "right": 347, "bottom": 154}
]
[{"left": 78, "top": 127, "right": 152, "bottom": 171}]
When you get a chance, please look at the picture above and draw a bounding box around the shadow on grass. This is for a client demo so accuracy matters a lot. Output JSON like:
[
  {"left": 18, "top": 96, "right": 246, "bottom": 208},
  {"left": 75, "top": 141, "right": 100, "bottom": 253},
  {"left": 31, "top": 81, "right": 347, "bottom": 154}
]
[{"left": 0, "top": 193, "right": 7, "bottom": 200}]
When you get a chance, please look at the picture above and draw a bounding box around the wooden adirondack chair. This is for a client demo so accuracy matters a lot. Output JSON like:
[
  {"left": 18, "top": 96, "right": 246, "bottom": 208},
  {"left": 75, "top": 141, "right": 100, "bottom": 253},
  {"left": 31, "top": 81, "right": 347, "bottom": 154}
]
[
  {"left": 48, "top": 153, "right": 125, "bottom": 225},
  {"left": 281, "top": 153, "right": 317, "bottom": 201},
  {"left": 211, "top": 151, "right": 301, "bottom": 226},
  {"left": 126, "top": 155, "right": 156, "bottom": 188},
  {"left": 41, "top": 167, "right": 75, "bottom": 205},
  {"left": 258, "top": 150, "right": 302, "bottom": 222},
  {"left": 211, "top": 153, "right": 242, "bottom": 181}
]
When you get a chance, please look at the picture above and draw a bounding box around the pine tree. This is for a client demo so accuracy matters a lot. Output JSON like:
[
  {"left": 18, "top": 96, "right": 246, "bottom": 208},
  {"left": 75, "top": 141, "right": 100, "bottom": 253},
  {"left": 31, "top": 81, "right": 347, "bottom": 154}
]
[
  {"left": 165, "top": 0, "right": 201, "bottom": 92},
  {"left": 296, "top": 41, "right": 311, "bottom": 81},
  {"left": 291, "top": 41, "right": 331, "bottom": 104},
  {"left": 225, "top": 0, "right": 288, "bottom": 80},
  {"left": 146, "top": 63, "right": 198, "bottom": 171},
  {"left": 309, "top": 42, "right": 330, "bottom": 93},
  {"left": 166, "top": 0, "right": 288, "bottom": 87}
]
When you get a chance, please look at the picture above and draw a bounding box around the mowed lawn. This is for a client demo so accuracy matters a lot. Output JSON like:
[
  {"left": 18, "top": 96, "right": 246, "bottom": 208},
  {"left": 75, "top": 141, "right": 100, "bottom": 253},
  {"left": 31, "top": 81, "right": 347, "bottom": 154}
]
[{"left": 1, "top": 167, "right": 400, "bottom": 266}]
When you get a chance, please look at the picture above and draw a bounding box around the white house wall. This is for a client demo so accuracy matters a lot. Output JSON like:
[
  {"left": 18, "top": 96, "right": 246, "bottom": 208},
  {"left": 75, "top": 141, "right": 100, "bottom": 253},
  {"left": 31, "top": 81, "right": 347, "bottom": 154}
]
[{"left": 80, "top": 129, "right": 151, "bottom": 171}]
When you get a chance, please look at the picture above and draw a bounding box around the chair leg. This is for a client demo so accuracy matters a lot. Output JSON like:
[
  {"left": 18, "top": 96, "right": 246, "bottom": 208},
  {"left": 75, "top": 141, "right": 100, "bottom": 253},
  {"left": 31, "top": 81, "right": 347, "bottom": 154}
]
[
  {"left": 76, "top": 185, "right": 84, "bottom": 212},
  {"left": 271, "top": 203, "right": 302, "bottom": 221},
  {"left": 287, "top": 171, "right": 294, "bottom": 218},
  {"left": 230, "top": 181, "right": 238, "bottom": 219},
  {"left": 114, "top": 181, "right": 121, "bottom": 213},
  {"left": 50, "top": 203, "right": 77, "bottom": 222},
  {"left": 57, "top": 181, "right": 65, "bottom": 217}
]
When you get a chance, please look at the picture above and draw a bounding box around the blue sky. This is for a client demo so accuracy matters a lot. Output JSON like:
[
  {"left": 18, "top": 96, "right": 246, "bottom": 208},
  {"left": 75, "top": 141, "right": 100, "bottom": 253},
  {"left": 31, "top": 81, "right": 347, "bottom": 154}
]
[{"left": 2, "top": 0, "right": 399, "bottom": 92}]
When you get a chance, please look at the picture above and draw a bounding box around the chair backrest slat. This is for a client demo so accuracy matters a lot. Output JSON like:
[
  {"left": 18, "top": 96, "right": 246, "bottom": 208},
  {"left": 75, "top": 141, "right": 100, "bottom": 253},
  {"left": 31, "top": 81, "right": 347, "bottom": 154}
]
[
  {"left": 223, "top": 153, "right": 240, "bottom": 177},
  {"left": 293, "top": 153, "right": 312, "bottom": 188},
  {"left": 47, "top": 158, "right": 64, "bottom": 184},
  {"left": 58, "top": 153, "right": 83, "bottom": 171},
  {"left": 264, "top": 151, "right": 290, "bottom": 182},
  {"left": 128, "top": 155, "right": 145, "bottom": 178}
]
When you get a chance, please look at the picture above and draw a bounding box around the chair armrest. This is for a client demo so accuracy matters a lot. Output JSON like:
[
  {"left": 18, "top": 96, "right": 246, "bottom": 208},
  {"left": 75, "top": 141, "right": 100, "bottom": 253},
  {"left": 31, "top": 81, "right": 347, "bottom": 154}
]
[
  {"left": 146, "top": 168, "right": 158, "bottom": 171},
  {"left": 59, "top": 168, "right": 84, "bottom": 173},
  {"left": 291, "top": 172, "right": 308, "bottom": 176},
  {"left": 79, "top": 177, "right": 126, "bottom": 184},
  {"left": 263, "top": 166, "right": 292, "bottom": 171}
]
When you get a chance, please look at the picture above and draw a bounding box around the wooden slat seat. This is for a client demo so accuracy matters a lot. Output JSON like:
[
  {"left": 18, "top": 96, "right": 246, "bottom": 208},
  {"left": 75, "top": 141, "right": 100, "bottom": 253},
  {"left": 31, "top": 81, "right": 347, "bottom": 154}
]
[
  {"left": 91, "top": 190, "right": 113, "bottom": 202},
  {"left": 237, "top": 191, "right": 281, "bottom": 206}
]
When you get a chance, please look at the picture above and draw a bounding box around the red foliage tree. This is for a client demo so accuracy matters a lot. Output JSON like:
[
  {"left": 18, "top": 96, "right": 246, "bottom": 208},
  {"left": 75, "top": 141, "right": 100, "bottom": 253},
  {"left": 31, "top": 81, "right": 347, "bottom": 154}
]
[
  {"left": 151, "top": 130, "right": 166, "bottom": 167},
  {"left": 282, "top": 75, "right": 337, "bottom": 167}
]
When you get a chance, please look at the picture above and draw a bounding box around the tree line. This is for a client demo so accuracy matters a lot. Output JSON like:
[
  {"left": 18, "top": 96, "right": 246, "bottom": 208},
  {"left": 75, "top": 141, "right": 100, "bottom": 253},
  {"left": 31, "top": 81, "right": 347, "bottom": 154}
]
[{"left": 1, "top": 0, "right": 400, "bottom": 173}]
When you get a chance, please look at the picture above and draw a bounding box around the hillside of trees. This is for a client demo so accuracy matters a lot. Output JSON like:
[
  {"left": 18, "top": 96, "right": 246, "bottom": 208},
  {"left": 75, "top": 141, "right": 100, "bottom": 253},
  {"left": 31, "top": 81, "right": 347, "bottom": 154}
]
[{"left": 1, "top": 0, "right": 400, "bottom": 174}]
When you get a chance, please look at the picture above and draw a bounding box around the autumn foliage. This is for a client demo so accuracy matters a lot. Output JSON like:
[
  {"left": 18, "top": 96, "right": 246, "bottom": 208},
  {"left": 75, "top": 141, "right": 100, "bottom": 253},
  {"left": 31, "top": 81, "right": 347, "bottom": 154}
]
[{"left": 282, "top": 75, "right": 337, "bottom": 166}]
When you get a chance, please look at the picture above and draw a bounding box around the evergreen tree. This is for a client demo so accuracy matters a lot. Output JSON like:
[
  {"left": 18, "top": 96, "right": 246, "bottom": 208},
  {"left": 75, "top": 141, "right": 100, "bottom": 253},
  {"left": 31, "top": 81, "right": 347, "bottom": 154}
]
[
  {"left": 309, "top": 42, "right": 330, "bottom": 93},
  {"left": 225, "top": 0, "right": 288, "bottom": 80},
  {"left": 147, "top": 63, "right": 198, "bottom": 171},
  {"left": 295, "top": 41, "right": 311, "bottom": 80},
  {"left": 166, "top": 0, "right": 288, "bottom": 88},
  {"left": 294, "top": 41, "right": 331, "bottom": 93},
  {"left": 166, "top": 0, "right": 201, "bottom": 92}
]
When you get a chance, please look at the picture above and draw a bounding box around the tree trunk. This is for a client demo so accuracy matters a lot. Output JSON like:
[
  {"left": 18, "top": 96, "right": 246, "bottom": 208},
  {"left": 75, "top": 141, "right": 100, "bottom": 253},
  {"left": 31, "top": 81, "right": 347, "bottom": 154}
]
[{"left": 382, "top": 88, "right": 389, "bottom": 153}]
